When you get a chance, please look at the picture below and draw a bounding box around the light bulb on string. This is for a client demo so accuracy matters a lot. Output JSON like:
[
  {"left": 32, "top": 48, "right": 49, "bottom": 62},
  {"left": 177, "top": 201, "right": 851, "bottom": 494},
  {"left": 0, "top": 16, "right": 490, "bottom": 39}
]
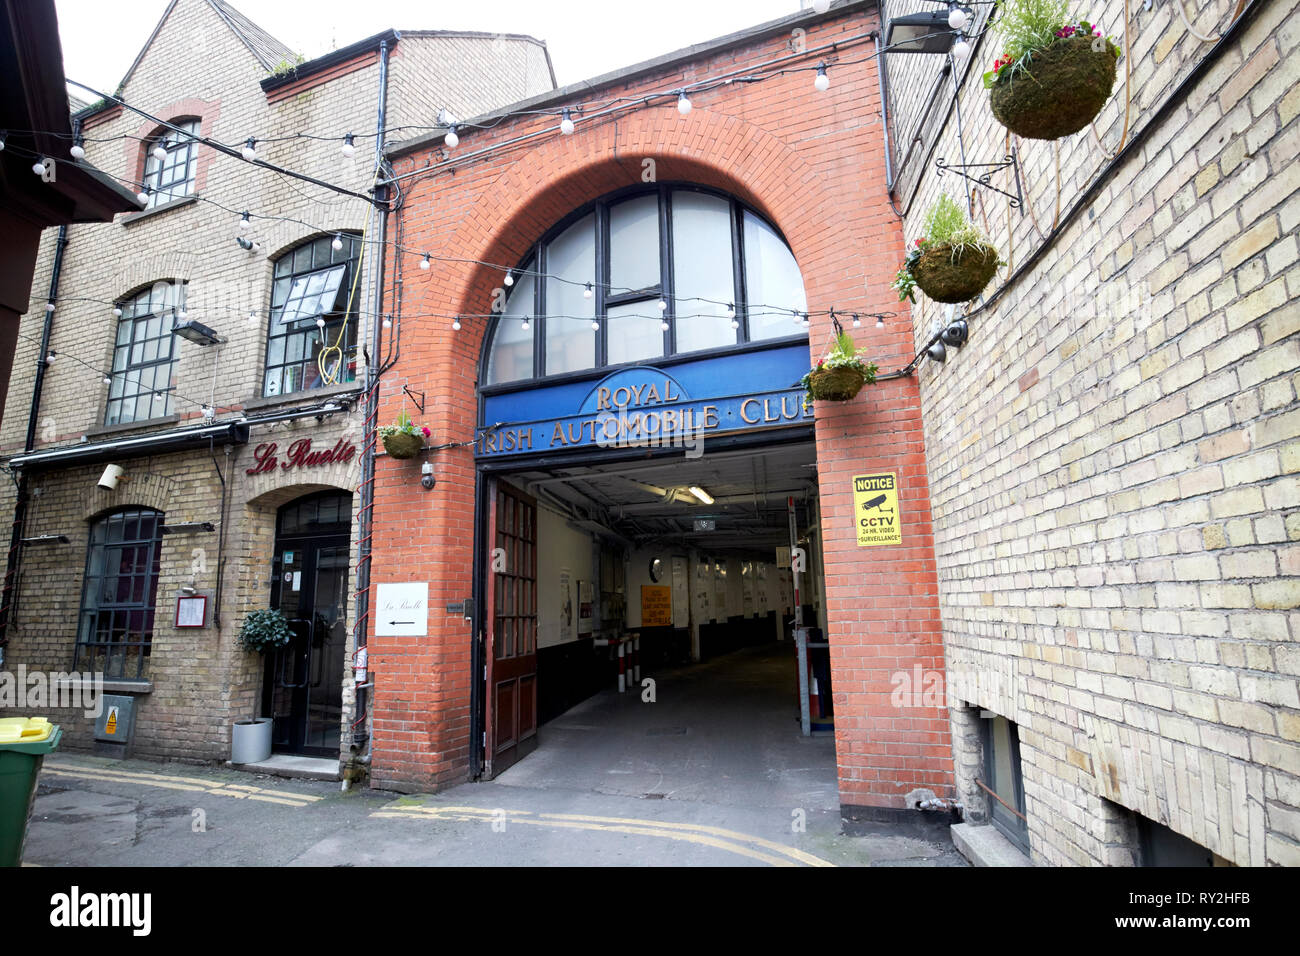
[
  {"left": 341, "top": 133, "right": 356, "bottom": 158},
  {"left": 876, "top": 314, "right": 885, "bottom": 329},
  {"left": 241, "top": 137, "right": 257, "bottom": 161},
  {"left": 814, "top": 64, "right": 830, "bottom": 92},
  {"left": 948, "top": 6, "right": 969, "bottom": 29},
  {"left": 382, "top": 315, "right": 392, "bottom": 329},
  {"left": 420, "top": 253, "right": 431, "bottom": 270},
  {"left": 112, "top": 307, "right": 122, "bottom": 317},
  {"left": 246, "top": 311, "right": 258, "bottom": 324},
  {"left": 521, "top": 317, "right": 530, "bottom": 331},
  {"left": 452, "top": 317, "right": 462, "bottom": 331},
  {"left": 730, "top": 317, "right": 740, "bottom": 330},
  {"left": 102, "top": 375, "right": 111, "bottom": 386},
  {"left": 657, "top": 298, "right": 668, "bottom": 311},
  {"left": 44, "top": 303, "right": 55, "bottom": 313},
  {"left": 583, "top": 283, "right": 593, "bottom": 299},
  {"left": 812, "top": 0, "right": 831, "bottom": 12},
  {"left": 0, "top": 132, "right": 6, "bottom": 151},
  {"left": 444, "top": 126, "right": 459, "bottom": 148},
  {"left": 136, "top": 187, "right": 150, "bottom": 204},
  {"left": 316, "top": 317, "right": 326, "bottom": 328},
  {"left": 44, "top": 352, "right": 56, "bottom": 365},
  {"left": 177, "top": 308, "right": 188, "bottom": 321},
  {"left": 70, "top": 138, "right": 85, "bottom": 160},
  {"left": 331, "top": 234, "right": 344, "bottom": 252},
  {"left": 591, "top": 319, "right": 600, "bottom": 331},
  {"left": 952, "top": 36, "right": 971, "bottom": 60},
  {"left": 504, "top": 269, "right": 514, "bottom": 287},
  {"left": 152, "top": 140, "right": 168, "bottom": 161},
  {"left": 677, "top": 92, "right": 692, "bottom": 116},
  {"left": 32, "top": 159, "right": 46, "bottom": 176},
  {"left": 852, "top": 314, "right": 861, "bottom": 328},
  {"left": 801, "top": 313, "right": 810, "bottom": 327},
  {"left": 660, "top": 318, "right": 670, "bottom": 331},
  {"left": 559, "top": 109, "right": 575, "bottom": 135},
  {"left": 236, "top": 211, "right": 251, "bottom": 235}
]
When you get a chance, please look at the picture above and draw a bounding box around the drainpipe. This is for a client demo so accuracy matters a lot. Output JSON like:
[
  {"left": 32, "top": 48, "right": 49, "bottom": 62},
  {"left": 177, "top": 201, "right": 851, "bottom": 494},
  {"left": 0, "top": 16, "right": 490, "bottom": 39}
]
[
  {"left": 350, "top": 36, "right": 392, "bottom": 754},
  {"left": 0, "top": 224, "right": 69, "bottom": 661}
]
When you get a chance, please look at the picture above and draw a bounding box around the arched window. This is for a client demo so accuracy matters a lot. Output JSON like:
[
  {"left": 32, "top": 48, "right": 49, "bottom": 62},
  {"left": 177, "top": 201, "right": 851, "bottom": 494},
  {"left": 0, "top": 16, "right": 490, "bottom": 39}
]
[
  {"left": 143, "top": 119, "right": 199, "bottom": 208},
  {"left": 75, "top": 508, "right": 164, "bottom": 679},
  {"left": 107, "top": 281, "right": 184, "bottom": 426},
  {"left": 264, "top": 233, "right": 361, "bottom": 397},
  {"left": 482, "top": 185, "right": 808, "bottom": 386}
]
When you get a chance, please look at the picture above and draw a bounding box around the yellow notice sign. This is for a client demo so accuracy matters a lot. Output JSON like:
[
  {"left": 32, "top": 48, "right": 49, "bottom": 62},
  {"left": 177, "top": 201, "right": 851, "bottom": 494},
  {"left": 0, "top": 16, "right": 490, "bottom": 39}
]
[
  {"left": 641, "top": 585, "right": 672, "bottom": 627},
  {"left": 853, "top": 472, "right": 902, "bottom": 547},
  {"left": 105, "top": 706, "right": 119, "bottom": 735}
]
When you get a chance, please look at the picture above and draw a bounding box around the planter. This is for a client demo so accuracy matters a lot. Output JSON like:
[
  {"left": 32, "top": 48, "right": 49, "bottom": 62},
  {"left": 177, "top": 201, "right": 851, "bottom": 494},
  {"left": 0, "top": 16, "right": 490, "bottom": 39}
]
[
  {"left": 911, "top": 242, "right": 1000, "bottom": 303},
  {"left": 990, "top": 36, "right": 1118, "bottom": 140},
  {"left": 806, "top": 365, "right": 868, "bottom": 402},
  {"left": 231, "top": 717, "right": 272, "bottom": 764},
  {"left": 382, "top": 431, "right": 423, "bottom": 460}
]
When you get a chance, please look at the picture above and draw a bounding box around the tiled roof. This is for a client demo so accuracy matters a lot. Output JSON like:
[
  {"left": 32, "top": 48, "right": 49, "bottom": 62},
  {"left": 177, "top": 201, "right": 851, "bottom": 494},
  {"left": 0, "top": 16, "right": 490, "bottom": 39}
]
[{"left": 205, "top": 0, "right": 298, "bottom": 71}]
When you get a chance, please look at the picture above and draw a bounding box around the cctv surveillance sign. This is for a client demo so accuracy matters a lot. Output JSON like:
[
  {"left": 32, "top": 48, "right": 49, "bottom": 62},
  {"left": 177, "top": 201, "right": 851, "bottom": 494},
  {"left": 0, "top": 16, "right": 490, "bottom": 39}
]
[{"left": 853, "top": 473, "right": 901, "bottom": 547}]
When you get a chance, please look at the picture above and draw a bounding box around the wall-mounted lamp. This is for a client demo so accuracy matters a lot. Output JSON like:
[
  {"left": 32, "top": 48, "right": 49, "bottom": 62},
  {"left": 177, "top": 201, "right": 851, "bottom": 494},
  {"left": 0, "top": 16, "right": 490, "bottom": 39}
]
[
  {"left": 20, "top": 534, "right": 70, "bottom": 545},
  {"left": 420, "top": 461, "right": 436, "bottom": 491},
  {"left": 884, "top": 11, "right": 956, "bottom": 54},
  {"left": 172, "top": 319, "right": 224, "bottom": 346},
  {"left": 161, "top": 521, "right": 216, "bottom": 535},
  {"left": 98, "top": 464, "right": 126, "bottom": 490},
  {"left": 688, "top": 485, "right": 715, "bottom": 505}
]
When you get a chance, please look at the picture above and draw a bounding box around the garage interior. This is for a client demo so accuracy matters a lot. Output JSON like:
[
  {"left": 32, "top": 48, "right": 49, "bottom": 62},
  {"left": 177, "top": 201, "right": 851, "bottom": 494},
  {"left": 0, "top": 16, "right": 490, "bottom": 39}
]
[{"left": 487, "top": 439, "right": 838, "bottom": 803}]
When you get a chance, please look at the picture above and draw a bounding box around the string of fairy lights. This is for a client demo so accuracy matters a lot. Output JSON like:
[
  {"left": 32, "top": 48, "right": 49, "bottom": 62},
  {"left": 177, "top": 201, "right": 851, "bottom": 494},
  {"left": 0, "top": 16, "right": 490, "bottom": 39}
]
[{"left": 0, "top": 14, "right": 964, "bottom": 397}]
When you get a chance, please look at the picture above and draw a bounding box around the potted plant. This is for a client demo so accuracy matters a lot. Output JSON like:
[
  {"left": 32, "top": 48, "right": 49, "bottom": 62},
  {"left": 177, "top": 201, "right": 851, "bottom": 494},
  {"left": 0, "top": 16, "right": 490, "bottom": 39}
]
[
  {"left": 894, "top": 194, "right": 1001, "bottom": 304},
  {"left": 377, "top": 410, "right": 430, "bottom": 459},
  {"left": 231, "top": 608, "right": 294, "bottom": 764},
  {"left": 799, "top": 329, "right": 878, "bottom": 408},
  {"left": 983, "top": 0, "right": 1121, "bottom": 140}
]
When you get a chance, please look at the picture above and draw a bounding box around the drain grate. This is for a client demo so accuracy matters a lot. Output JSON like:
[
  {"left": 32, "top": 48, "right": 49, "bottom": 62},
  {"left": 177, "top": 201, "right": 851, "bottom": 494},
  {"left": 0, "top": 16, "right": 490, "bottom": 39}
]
[{"left": 645, "top": 727, "right": 688, "bottom": 736}]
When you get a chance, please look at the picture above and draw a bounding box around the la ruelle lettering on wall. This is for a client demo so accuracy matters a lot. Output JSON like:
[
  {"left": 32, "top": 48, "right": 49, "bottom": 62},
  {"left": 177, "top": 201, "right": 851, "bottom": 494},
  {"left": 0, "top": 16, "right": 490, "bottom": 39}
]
[{"left": 246, "top": 436, "right": 357, "bottom": 475}]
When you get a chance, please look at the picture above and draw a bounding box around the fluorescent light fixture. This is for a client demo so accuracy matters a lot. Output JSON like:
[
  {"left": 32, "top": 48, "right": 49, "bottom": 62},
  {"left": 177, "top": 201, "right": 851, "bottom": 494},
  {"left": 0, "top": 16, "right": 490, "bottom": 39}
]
[{"left": 688, "top": 486, "right": 714, "bottom": 505}]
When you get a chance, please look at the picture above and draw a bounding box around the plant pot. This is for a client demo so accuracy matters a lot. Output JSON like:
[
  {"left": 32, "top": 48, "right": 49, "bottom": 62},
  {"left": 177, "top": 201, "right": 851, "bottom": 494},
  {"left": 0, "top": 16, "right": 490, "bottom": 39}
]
[
  {"left": 911, "top": 242, "right": 1000, "bottom": 303},
  {"left": 807, "top": 366, "right": 867, "bottom": 402},
  {"left": 382, "top": 431, "right": 423, "bottom": 460},
  {"left": 231, "top": 717, "right": 272, "bottom": 764},
  {"left": 990, "top": 36, "right": 1119, "bottom": 140}
]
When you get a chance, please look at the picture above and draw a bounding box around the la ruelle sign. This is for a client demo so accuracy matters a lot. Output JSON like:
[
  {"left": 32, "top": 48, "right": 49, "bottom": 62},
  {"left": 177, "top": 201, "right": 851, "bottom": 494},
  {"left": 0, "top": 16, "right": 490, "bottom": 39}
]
[{"left": 245, "top": 436, "right": 357, "bottom": 475}]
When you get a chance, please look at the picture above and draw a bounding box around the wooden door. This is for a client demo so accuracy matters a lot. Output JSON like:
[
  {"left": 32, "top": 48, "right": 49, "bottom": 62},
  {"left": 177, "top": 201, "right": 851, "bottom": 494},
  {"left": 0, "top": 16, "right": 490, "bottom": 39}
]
[{"left": 485, "top": 479, "right": 538, "bottom": 776}]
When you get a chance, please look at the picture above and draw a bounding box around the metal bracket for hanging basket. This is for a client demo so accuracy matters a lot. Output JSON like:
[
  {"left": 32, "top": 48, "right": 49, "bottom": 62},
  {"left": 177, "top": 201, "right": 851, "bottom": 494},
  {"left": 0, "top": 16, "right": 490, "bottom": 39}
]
[
  {"left": 935, "top": 148, "right": 1024, "bottom": 212},
  {"left": 402, "top": 384, "right": 425, "bottom": 414}
]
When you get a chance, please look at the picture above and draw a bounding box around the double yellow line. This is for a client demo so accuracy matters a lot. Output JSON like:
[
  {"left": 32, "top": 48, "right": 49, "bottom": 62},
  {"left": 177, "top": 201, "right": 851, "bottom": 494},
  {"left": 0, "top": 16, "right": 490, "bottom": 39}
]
[
  {"left": 371, "top": 804, "right": 834, "bottom": 867},
  {"left": 41, "top": 760, "right": 322, "bottom": 808}
]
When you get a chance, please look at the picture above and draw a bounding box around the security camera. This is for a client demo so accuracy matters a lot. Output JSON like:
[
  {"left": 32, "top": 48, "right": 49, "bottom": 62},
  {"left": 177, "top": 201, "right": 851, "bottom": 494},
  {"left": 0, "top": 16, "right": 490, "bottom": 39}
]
[{"left": 98, "top": 464, "right": 125, "bottom": 490}]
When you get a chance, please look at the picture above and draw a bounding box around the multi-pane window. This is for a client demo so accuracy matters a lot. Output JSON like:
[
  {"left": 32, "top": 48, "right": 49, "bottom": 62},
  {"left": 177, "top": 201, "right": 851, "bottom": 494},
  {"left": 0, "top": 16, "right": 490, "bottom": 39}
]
[
  {"left": 264, "top": 234, "right": 360, "bottom": 397},
  {"left": 482, "top": 185, "right": 808, "bottom": 386},
  {"left": 106, "top": 282, "right": 182, "bottom": 426},
  {"left": 142, "top": 119, "right": 199, "bottom": 208},
  {"left": 74, "top": 509, "right": 164, "bottom": 679}
]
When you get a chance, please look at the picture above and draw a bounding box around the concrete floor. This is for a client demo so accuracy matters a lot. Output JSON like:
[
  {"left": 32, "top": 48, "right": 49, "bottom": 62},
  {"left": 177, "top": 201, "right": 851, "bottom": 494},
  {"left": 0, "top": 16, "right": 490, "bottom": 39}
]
[
  {"left": 20, "top": 643, "right": 965, "bottom": 866},
  {"left": 503, "top": 642, "right": 840, "bottom": 809}
]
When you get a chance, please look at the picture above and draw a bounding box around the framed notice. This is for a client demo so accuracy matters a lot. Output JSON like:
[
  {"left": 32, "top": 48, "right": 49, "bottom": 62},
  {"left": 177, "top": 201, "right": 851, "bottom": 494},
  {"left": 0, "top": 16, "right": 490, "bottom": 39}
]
[
  {"left": 641, "top": 585, "right": 672, "bottom": 627},
  {"left": 175, "top": 595, "right": 207, "bottom": 628}
]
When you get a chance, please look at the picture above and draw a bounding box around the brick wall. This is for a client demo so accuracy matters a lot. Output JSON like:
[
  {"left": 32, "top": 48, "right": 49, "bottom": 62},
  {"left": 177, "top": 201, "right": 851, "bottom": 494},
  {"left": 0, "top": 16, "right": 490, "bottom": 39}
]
[
  {"left": 889, "top": 0, "right": 1300, "bottom": 863},
  {"left": 374, "top": 1, "right": 954, "bottom": 805}
]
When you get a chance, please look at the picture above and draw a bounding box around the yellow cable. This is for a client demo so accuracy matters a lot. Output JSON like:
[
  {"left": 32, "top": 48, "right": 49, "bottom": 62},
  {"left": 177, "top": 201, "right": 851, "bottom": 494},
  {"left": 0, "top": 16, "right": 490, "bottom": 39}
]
[{"left": 317, "top": 166, "right": 381, "bottom": 386}]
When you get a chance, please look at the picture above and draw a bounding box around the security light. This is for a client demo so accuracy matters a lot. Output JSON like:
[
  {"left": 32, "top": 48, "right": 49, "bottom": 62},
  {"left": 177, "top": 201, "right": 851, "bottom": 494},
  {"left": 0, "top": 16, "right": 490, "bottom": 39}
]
[
  {"left": 98, "top": 464, "right": 126, "bottom": 490},
  {"left": 172, "top": 319, "right": 224, "bottom": 346},
  {"left": 885, "top": 11, "right": 955, "bottom": 54},
  {"left": 688, "top": 486, "right": 714, "bottom": 505}
]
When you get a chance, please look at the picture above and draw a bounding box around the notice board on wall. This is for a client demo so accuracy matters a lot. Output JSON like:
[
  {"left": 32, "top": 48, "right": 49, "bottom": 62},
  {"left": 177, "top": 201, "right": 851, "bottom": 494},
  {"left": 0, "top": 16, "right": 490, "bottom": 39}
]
[{"left": 641, "top": 585, "right": 672, "bottom": 627}]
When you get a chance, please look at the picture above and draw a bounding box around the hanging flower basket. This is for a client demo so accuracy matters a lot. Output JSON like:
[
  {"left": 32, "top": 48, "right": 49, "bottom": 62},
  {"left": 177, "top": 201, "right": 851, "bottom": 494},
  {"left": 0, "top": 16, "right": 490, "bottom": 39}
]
[
  {"left": 911, "top": 241, "right": 1000, "bottom": 303},
  {"left": 807, "top": 365, "right": 868, "bottom": 402},
  {"left": 378, "top": 410, "right": 430, "bottom": 459},
  {"left": 381, "top": 431, "right": 424, "bottom": 459},
  {"left": 988, "top": 34, "right": 1119, "bottom": 141}
]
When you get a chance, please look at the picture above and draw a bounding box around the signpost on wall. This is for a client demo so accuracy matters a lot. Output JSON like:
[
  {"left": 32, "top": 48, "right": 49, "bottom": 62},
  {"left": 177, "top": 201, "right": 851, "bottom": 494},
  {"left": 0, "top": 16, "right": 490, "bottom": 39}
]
[
  {"left": 641, "top": 585, "right": 671, "bottom": 627},
  {"left": 853, "top": 472, "right": 902, "bottom": 547},
  {"left": 375, "top": 583, "right": 429, "bottom": 637}
]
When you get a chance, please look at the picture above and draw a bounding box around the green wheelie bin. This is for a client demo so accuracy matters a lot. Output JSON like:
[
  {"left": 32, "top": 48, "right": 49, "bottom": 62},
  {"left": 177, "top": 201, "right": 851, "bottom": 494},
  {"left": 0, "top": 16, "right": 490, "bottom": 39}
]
[{"left": 0, "top": 717, "right": 61, "bottom": 867}]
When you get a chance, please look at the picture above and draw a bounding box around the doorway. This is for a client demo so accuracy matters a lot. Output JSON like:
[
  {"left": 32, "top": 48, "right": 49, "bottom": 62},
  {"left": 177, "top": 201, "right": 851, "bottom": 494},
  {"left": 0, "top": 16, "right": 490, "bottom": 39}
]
[{"left": 263, "top": 491, "right": 352, "bottom": 757}]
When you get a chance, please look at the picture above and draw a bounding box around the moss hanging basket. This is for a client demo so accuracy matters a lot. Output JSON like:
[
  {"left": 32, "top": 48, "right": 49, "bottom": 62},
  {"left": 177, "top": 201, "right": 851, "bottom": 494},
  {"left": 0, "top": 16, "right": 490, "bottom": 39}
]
[
  {"left": 806, "top": 366, "right": 868, "bottom": 402},
  {"left": 990, "top": 36, "right": 1118, "bottom": 141},
  {"left": 382, "top": 431, "right": 423, "bottom": 459},
  {"left": 911, "top": 242, "right": 1000, "bottom": 303}
]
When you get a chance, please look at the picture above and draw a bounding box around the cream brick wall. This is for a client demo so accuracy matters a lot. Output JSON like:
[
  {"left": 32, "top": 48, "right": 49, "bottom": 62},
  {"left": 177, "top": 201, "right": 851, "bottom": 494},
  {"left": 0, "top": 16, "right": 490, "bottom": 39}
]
[
  {"left": 0, "top": 0, "right": 553, "bottom": 765},
  {"left": 890, "top": 0, "right": 1300, "bottom": 864}
]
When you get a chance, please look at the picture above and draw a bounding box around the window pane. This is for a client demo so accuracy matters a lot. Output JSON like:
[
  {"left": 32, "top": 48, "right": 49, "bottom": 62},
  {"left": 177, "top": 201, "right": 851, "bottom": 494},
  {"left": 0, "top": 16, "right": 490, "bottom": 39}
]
[
  {"left": 544, "top": 213, "right": 595, "bottom": 375},
  {"left": 606, "top": 302, "right": 663, "bottom": 366},
  {"left": 671, "top": 191, "right": 735, "bottom": 354},
  {"left": 609, "top": 195, "right": 660, "bottom": 293},
  {"left": 486, "top": 273, "right": 535, "bottom": 385},
  {"left": 744, "top": 211, "right": 807, "bottom": 340}
]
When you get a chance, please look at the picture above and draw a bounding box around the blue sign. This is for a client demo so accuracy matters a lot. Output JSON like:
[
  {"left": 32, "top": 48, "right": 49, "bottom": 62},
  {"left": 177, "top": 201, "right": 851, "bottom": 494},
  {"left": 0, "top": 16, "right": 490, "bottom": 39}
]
[{"left": 477, "top": 345, "right": 812, "bottom": 459}]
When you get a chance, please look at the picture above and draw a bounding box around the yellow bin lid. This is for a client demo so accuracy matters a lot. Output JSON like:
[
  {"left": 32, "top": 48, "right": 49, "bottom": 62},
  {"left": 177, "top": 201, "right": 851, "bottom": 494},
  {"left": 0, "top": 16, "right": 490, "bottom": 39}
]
[{"left": 0, "top": 717, "right": 52, "bottom": 744}]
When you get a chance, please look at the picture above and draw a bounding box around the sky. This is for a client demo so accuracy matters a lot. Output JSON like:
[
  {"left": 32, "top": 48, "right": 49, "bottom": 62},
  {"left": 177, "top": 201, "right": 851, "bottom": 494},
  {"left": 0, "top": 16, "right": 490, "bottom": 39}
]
[{"left": 55, "top": 0, "right": 818, "bottom": 95}]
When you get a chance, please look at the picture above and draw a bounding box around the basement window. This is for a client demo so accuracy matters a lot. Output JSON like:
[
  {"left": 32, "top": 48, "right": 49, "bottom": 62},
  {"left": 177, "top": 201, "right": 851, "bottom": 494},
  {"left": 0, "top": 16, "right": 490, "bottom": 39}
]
[
  {"left": 1136, "top": 816, "right": 1235, "bottom": 866},
  {"left": 980, "top": 713, "right": 1029, "bottom": 854}
]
